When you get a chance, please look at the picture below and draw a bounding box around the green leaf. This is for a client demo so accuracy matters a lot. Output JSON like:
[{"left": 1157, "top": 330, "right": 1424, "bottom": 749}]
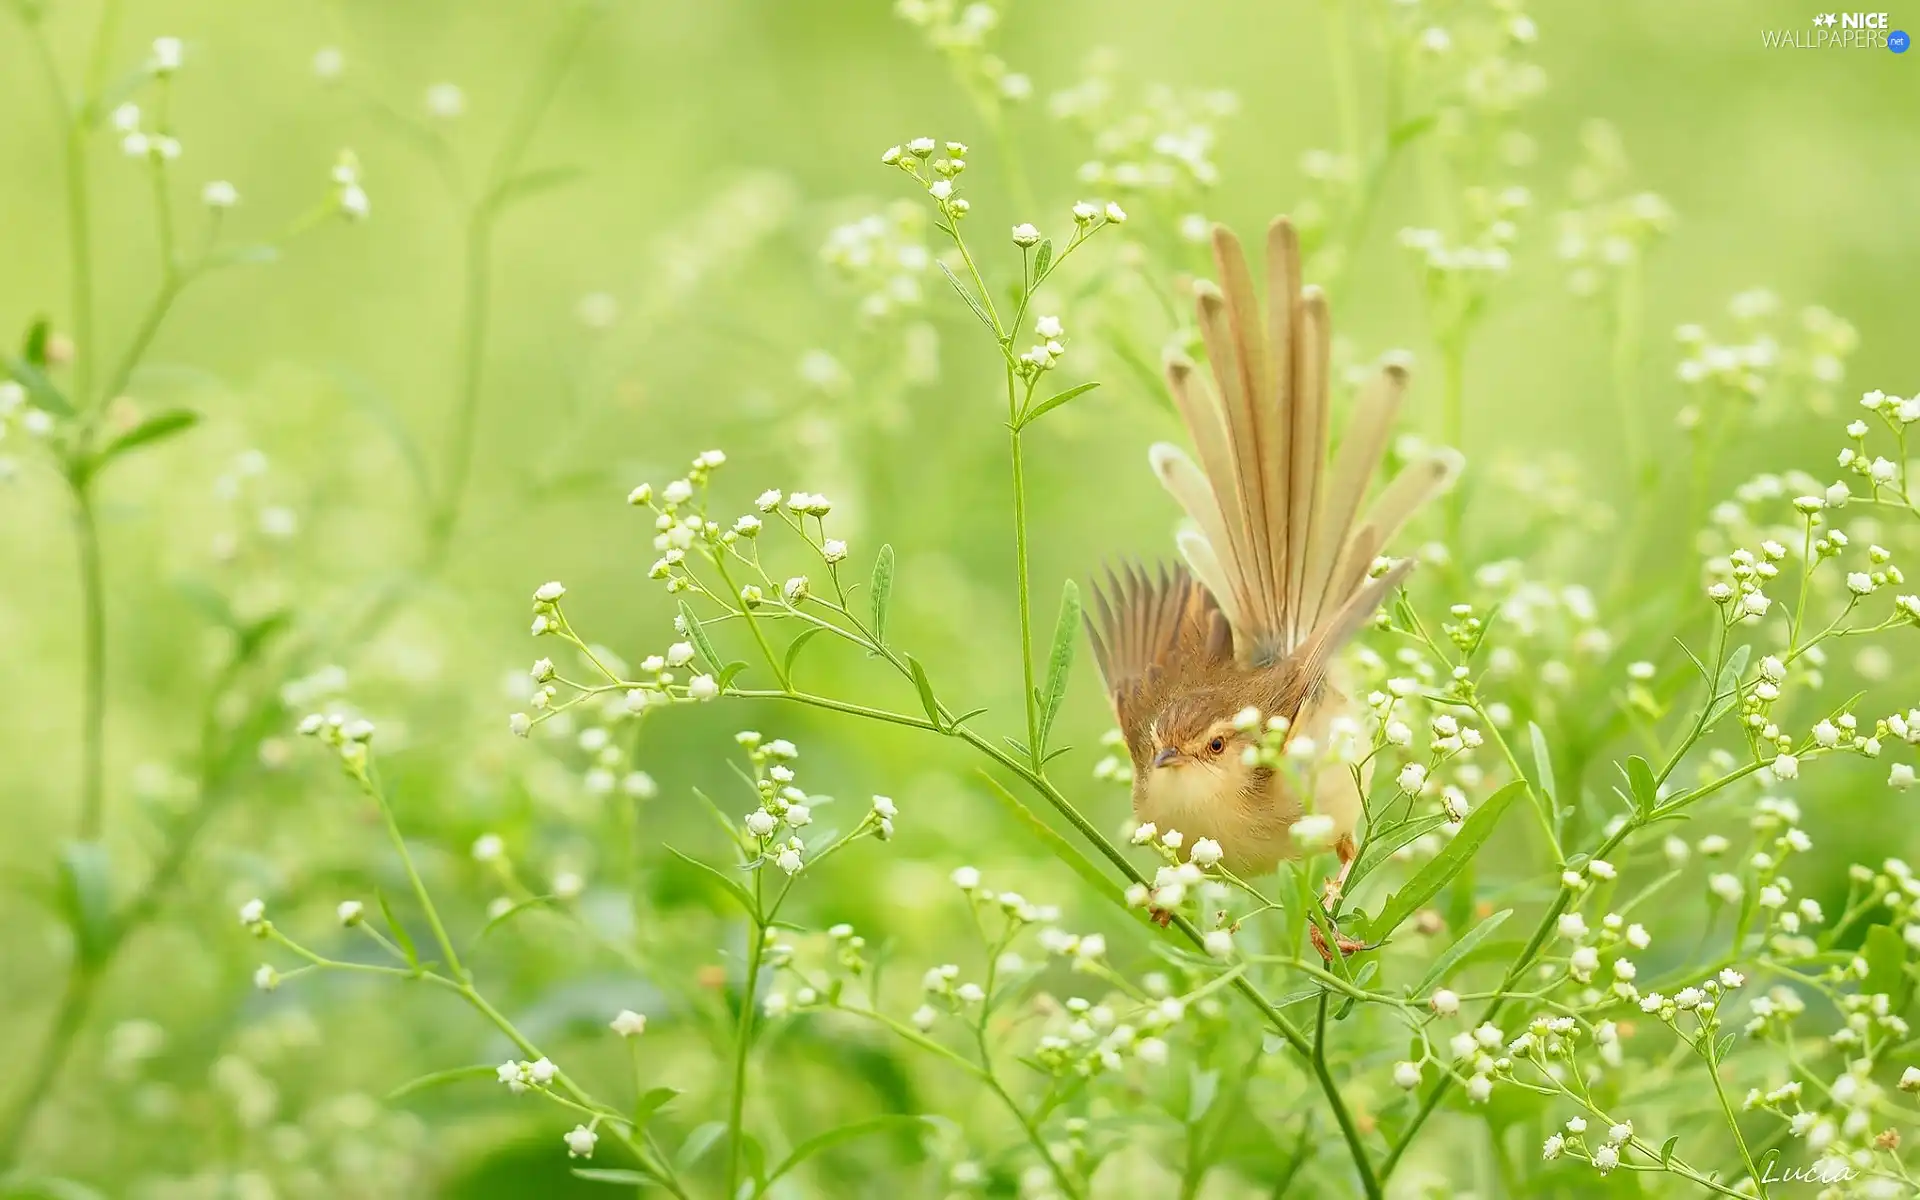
[
  {"left": 678, "top": 600, "right": 722, "bottom": 672},
  {"left": 1349, "top": 813, "right": 1449, "bottom": 891},
  {"left": 375, "top": 887, "right": 420, "bottom": 968},
  {"left": 5, "top": 355, "right": 73, "bottom": 417},
  {"left": 936, "top": 261, "right": 998, "bottom": 337},
  {"left": 1019, "top": 380, "right": 1099, "bottom": 429},
  {"left": 484, "top": 166, "right": 587, "bottom": 214},
  {"left": 676, "top": 1121, "right": 729, "bottom": 1172},
  {"left": 1659, "top": 1135, "right": 1679, "bottom": 1166},
  {"left": 1625, "top": 755, "right": 1658, "bottom": 818},
  {"left": 1704, "top": 644, "right": 1753, "bottom": 728},
  {"left": 761, "top": 1113, "right": 933, "bottom": 1188},
  {"left": 868, "top": 544, "right": 895, "bottom": 645},
  {"left": 1528, "top": 723, "right": 1557, "bottom": 808},
  {"left": 385, "top": 1063, "right": 500, "bottom": 1101},
  {"left": 94, "top": 407, "right": 200, "bottom": 466},
  {"left": 22, "top": 316, "right": 50, "bottom": 366},
  {"left": 56, "top": 841, "right": 113, "bottom": 968},
  {"left": 1388, "top": 113, "right": 1438, "bottom": 148},
  {"left": 665, "top": 846, "right": 757, "bottom": 917},
  {"left": 1036, "top": 580, "right": 1080, "bottom": 751},
  {"left": 1361, "top": 781, "right": 1525, "bottom": 942},
  {"left": 472, "top": 894, "right": 559, "bottom": 942},
  {"left": 1187, "top": 1067, "right": 1220, "bottom": 1123},
  {"left": 976, "top": 773, "right": 1122, "bottom": 906},
  {"left": 1864, "top": 923, "right": 1907, "bottom": 1006},
  {"left": 632, "top": 1085, "right": 681, "bottom": 1130},
  {"left": 571, "top": 1168, "right": 655, "bottom": 1187},
  {"left": 1031, "top": 238, "right": 1054, "bottom": 281},
  {"left": 905, "top": 654, "right": 942, "bottom": 729},
  {"left": 780, "top": 628, "right": 824, "bottom": 682},
  {"left": 1411, "top": 909, "right": 1512, "bottom": 997}
]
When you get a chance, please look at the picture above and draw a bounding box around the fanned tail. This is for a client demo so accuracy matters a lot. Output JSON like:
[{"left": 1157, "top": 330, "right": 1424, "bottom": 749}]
[{"left": 1150, "top": 216, "right": 1461, "bottom": 676}]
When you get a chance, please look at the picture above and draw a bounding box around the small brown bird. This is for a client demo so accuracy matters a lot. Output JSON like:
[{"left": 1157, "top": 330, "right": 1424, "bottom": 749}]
[{"left": 1088, "top": 216, "right": 1459, "bottom": 927}]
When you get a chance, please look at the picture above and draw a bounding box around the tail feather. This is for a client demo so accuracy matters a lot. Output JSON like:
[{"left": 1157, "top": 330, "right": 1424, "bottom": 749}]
[{"left": 1148, "top": 214, "right": 1459, "bottom": 676}]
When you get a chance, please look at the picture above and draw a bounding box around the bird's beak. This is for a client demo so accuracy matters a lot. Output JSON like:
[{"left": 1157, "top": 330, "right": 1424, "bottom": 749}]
[{"left": 1152, "top": 746, "right": 1181, "bottom": 769}]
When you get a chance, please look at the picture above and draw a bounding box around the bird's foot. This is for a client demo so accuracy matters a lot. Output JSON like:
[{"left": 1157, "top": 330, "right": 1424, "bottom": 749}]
[
  {"left": 1148, "top": 907, "right": 1174, "bottom": 928},
  {"left": 1309, "top": 920, "right": 1378, "bottom": 961}
]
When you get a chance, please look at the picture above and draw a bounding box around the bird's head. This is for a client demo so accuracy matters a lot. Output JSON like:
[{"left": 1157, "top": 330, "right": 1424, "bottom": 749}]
[{"left": 1147, "top": 694, "right": 1257, "bottom": 776}]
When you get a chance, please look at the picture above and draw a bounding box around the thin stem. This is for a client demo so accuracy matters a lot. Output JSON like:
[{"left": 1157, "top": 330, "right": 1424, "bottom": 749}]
[
  {"left": 723, "top": 883, "right": 765, "bottom": 1198},
  {"left": 0, "top": 961, "right": 95, "bottom": 1165},
  {"left": 71, "top": 482, "right": 106, "bottom": 840},
  {"left": 1703, "top": 1039, "right": 1767, "bottom": 1197},
  {"left": 1010, "top": 421, "right": 1040, "bottom": 767},
  {"left": 363, "top": 770, "right": 467, "bottom": 982}
]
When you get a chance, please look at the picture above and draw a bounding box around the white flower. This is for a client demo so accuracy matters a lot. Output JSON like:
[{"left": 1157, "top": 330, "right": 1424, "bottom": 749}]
[
  {"left": 1011, "top": 223, "right": 1041, "bottom": 247},
  {"left": 1900, "top": 1067, "right": 1920, "bottom": 1092},
  {"left": 1384, "top": 721, "right": 1412, "bottom": 746},
  {"left": 336, "top": 900, "right": 364, "bottom": 926},
  {"left": 1430, "top": 989, "right": 1460, "bottom": 1016},
  {"left": 1135, "top": 1037, "right": 1169, "bottom": 1065},
  {"left": 1557, "top": 913, "right": 1589, "bottom": 941},
  {"left": 1130, "top": 822, "right": 1159, "bottom": 845},
  {"left": 745, "top": 810, "right": 778, "bottom": 838},
  {"left": 1607, "top": 1121, "right": 1632, "bottom": 1144},
  {"left": 666, "top": 642, "right": 696, "bottom": 667},
  {"left": 150, "top": 36, "right": 184, "bottom": 74},
  {"left": 775, "top": 847, "right": 803, "bottom": 874},
  {"left": 201, "top": 180, "right": 238, "bottom": 209},
  {"left": 1593, "top": 1143, "right": 1619, "bottom": 1173},
  {"left": 1587, "top": 859, "right": 1616, "bottom": 881},
  {"left": 253, "top": 965, "right": 279, "bottom": 992},
  {"left": 822, "top": 539, "right": 848, "bottom": 564},
  {"left": 564, "top": 1125, "right": 597, "bottom": 1158},
  {"left": 1203, "top": 929, "right": 1234, "bottom": 958},
  {"left": 1397, "top": 762, "right": 1428, "bottom": 792},
  {"left": 1709, "top": 873, "right": 1743, "bottom": 903},
  {"left": 1771, "top": 752, "right": 1799, "bottom": 779},
  {"left": 527, "top": 1057, "right": 558, "bottom": 1085},
  {"left": 872, "top": 795, "right": 898, "bottom": 819},
  {"left": 1035, "top": 314, "right": 1064, "bottom": 340},
  {"left": 1291, "top": 814, "right": 1336, "bottom": 849},
  {"left": 472, "top": 834, "right": 505, "bottom": 863},
  {"left": 1466, "top": 1075, "right": 1492, "bottom": 1103},
  {"left": 533, "top": 581, "right": 566, "bottom": 604},
  {"left": 1847, "top": 572, "right": 1875, "bottom": 597},
  {"left": 911, "top": 1004, "right": 937, "bottom": 1030},
  {"left": 611, "top": 1009, "right": 647, "bottom": 1037},
  {"left": 1812, "top": 720, "right": 1842, "bottom": 747},
  {"left": 1160, "top": 829, "right": 1184, "bottom": 850},
  {"left": 1189, "top": 838, "right": 1223, "bottom": 867},
  {"left": 424, "top": 82, "right": 466, "bottom": 118},
  {"left": 1542, "top": 1133, "right": 1564, "bottom": 1160},
  {"left": 1393, "top": 1061, "right": 1422, "bottom": 1089},
  {"left": 238, "top": 898, "right": 266, "bottom": 928},
  {"left": 951, "top": 866, "right": 981, "bottom": 891},
  {"left": 339, "top": 184, "right": 370, "bottom": 220},
  {"left": 1891, "top": 763, "right": 1916, "bottom": 790},
  {"left": 687, "top": 674, "right": 719, "bottom": 700},
  {"left": 1104, "top": 201, "right": 1127, "bottom": 224},
  {"left": 1474, "top": 1024, "right": 1504, "bottom": 1048},
  {"left": 1626, "top": 922, "right": 1650, "bottom": 949}
]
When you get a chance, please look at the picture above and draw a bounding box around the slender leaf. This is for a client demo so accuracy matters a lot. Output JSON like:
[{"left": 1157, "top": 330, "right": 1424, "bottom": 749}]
[
  {"left": 782, "top": 627, "right": 825, "bottom": 681},
  {"left": 632, "top": 1085, "right": 681, "bottom": 1130},
  {"left": 905, "top": 654, "right": 942, "bottom": 729},
  {"left": 94, "top": 407, "right": 200, "bottom": 466},
  {"left": 666, "top": 846, "right": 757, "bottom": 917},
  {"left": 1411, "top": 909, "right": 1512, "bottom": 997},
  {"left": 473, "top": 894, "right": 560, "bottom": 942},
  {"left": 5, "top": 355, "right": 73, "bottom": 417},
  {"left": 386, "top": 1063, "right": 499, "bottom": 1101},
  {"left": 976, "top": 773, "right": 1122, "bottom": 906},
  {"left": 1625, "top": 755, "right": 1658, "bottom": 818},
  {"left": 1019, "top": 380, "right": 1099, "bottom": 428},
  {"left": 678, "top": 600, "right": 722, "bottom": 671},
  {"left": 1659, "top": 1135, "right": 1679, "bottom": 1166},
  {"left": 761, "top": 1113, "right": 934, "bottom": 1187},
  {"left": 375, "top": 887, "right": 420, "bottom": 968},
  {"left": 1361, "top": 781, "right": 1525, "bottom": 941},
  {"left": 1528, "top": 723, "right": 1557, "bottom": 808},
  {"left": 1704, "top": 644, "right": 1753, "bottom": 728},
  {"left": 868, "top": 544, "right": 895, "bottom": 644},
  {"left": 572, "top": 1168, "right": 654, "bottom": 1187},
  {"left": 1349, "top": 813, "right": 1448, "bottom": 890},
  {"left": 1031, "top": 238, "right": 1054, "bottom": 281},
  {"left": 936, "top": 261, "right": 998, "bottom": 337},
  {"left": 22, "top": 316, "right": 50, "bottom": 365},
  {"left": 1036, "top": 580, "right": 1079, "bottom": 751},
  {"left": 56, "top": 841, "right": 113, "bottom": 968},
  {"left": 676, "top": 1121, "right": 729, "bottom": 1172}
]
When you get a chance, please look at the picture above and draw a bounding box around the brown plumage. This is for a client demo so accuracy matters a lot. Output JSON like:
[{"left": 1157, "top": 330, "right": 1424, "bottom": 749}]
[{"left": 1088, "top": 217, "right": 1460, "bottom": 879}]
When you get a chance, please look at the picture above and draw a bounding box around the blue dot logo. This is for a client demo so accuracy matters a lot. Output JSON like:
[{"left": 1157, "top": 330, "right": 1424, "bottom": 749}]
[{"left": 1893, "top": 29, "right": 1912, "bottom": 52}]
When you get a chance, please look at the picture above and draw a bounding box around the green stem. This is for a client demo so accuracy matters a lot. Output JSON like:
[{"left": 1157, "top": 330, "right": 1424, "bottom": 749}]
[
  {"left": 0, "top": 961, "right": 95, "bottom": 1166},
  {"left": 724, "top": 885, "right": 766, "bottom": 1198},
  {"left": 1702, "top": 1037, "right": 1768, "bottom": 1197},
  {"left": 364, "top": 770, "right": 467, "bottom": 982},
  {"left": 1010, "top": 422, "right": 1041, "bottom": 767},
  {"left": 71, "top": 481, "right": 106, "bottom": 841}
]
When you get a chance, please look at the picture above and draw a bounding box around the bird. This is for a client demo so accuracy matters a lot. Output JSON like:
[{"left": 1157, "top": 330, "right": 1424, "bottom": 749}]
[{"left": 1086, "top": 215, "right": 1460, "bottom": 945}]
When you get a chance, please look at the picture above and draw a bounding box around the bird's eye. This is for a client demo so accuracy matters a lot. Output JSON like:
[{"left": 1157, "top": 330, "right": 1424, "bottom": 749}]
[{"left": 1207, "top": 736, "right": 1226, "bottom": 755}]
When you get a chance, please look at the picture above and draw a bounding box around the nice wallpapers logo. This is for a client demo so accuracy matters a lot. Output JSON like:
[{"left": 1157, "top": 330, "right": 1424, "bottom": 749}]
[{"left": 1762, "top": 11, "right": 1912, "bottom": 50}]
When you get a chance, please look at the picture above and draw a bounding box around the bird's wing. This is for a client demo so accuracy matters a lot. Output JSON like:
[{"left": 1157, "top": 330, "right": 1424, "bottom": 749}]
[
  {"left": 1086, "top": 564, "right": 1231, "bottom": 755},
  {"left": 1152, "top": 217, "right": 1460, "bottom": 668}
]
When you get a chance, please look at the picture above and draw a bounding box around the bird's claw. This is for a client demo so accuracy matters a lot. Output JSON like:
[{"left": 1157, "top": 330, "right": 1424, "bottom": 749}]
[
  {"left": 1309, "top": 921, "right": 1378, "bottom": 961},
  {"left": 1149, "top": 906, "right": 1174, "bottom": 928}
]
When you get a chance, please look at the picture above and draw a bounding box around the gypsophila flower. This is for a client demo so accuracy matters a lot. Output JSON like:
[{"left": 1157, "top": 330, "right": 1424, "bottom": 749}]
[
  {"left": 688, "top": 674, "right": 719, "bottom": 700},
  {"left": 1203, "top": 929, "right": 1234, "bottom": 958},
  {"left": 564, "top": 1125, "right": 597, "bottom": 1158},
  {"left": 610, "top": 1010, "right": 647, "bottom": 1037},
  {"left": 201, "top": 180, "right": 238, "bottom": 209},
  {"left": 336, "top": 900, "right": 364, "bottom": 926},
  {"left": 1393, "top": 1061, "right": 1422, "bottom": 1089},
  {"left": 1593, "top": 1144, "right": 1619, "bottom": 1173},
  {"left": 1011, "top": 223, "right": 1041, "bottom": 246},
  {"left": 1431, "top": 989, "right": 1460, "bottom": 1016}
]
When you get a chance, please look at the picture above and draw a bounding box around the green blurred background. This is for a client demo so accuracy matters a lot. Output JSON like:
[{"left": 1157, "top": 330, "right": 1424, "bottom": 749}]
[{"left": 1, "top": 0, "right": 1916, "bottom": 1195}]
